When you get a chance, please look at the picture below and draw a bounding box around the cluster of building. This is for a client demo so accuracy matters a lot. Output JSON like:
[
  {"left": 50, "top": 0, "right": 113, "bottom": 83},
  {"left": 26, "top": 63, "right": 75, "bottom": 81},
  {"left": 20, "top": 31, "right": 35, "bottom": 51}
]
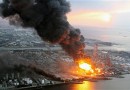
[
  {"left": 0, "top": 73, "right": 62, "bottom": 89},
  {"left": 0, "top": 28, "right": 46, "bottom": 47},
  {"left": 0, "top": 45, "right": 130, "bottom": 89},
  {"left": 0, "top": 28, "right": 130, "bottom": 89},
  {"left": 86, "top": 45, "right": 130, "bottom": 76}
]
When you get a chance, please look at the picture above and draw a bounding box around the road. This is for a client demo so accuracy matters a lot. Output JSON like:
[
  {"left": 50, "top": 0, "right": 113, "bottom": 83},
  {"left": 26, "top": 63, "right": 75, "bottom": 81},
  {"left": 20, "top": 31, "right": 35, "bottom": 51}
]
[{"left": 0, "top": 47, "right": 62, "bottom": 51}]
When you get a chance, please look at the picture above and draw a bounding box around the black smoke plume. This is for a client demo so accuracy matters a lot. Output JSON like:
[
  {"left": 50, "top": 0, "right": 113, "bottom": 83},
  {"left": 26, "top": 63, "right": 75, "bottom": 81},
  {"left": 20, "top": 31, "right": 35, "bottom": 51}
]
[{"left": 0, "top": 0, "right": 85, "bottom": 60}]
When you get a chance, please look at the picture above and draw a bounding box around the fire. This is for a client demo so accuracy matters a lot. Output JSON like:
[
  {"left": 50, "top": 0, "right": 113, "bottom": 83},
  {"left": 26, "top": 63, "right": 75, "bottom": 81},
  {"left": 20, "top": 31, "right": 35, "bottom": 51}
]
[
  {"left": 78, "top": 58, "right": 102, "bottom": 75},
  {"left": 79, "top": 61, "right": 94, "bottom": 74},
  {"left": 95, "top": 68, "right": 101, "bottom": 73},
  {"left": 79, "top": 62, "right": 103, "bottom": 76},
  {"left": 79, "top": 63, "right": 91, "bottom": 71}
]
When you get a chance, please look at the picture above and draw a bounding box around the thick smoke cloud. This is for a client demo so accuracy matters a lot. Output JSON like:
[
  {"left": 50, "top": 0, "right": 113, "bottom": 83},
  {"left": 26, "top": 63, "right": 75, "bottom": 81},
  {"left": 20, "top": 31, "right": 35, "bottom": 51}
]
[
  {"left": 0, "top": 52, "right": 63, "bottom": 81},
  {"left": 0, "top": 52, "right": 83, "bottom": 80},
  {"left": 0, "top": 0, "right": 86, "bottom": 60}
]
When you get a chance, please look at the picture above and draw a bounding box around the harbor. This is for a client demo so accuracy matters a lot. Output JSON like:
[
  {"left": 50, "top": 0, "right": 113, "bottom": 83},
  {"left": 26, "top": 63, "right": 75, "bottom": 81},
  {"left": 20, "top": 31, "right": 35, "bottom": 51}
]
[{"left": 0, "top": 45, "right": 130, "bottom": 90}]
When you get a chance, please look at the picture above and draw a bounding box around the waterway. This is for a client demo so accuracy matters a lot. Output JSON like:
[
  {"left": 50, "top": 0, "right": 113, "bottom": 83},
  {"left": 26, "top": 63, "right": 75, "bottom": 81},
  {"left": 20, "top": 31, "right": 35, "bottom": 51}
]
[{"left": 40, "top": 74, "right": 130, "bottom": 90}]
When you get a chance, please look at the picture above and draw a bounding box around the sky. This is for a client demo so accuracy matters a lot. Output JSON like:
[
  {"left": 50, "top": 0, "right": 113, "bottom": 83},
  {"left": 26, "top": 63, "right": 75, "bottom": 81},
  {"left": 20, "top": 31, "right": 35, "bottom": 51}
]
[
  {"left": 0, "top": 0, "right": 130, "bottom": 29},
  {"left": 0, "top": 0, "right": 130, "bottom": 28},
  {"left": 68, "top": 0, "right": 130, "bottom": 29},
  {"left": 67, "top": 0, "right": 130, "bottom": 51}
]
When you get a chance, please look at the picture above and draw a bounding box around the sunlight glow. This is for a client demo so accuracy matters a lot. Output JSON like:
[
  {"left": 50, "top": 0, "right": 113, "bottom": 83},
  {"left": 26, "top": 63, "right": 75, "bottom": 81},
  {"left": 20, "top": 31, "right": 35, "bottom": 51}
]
[
  {"left": 101, "top": 13, "right": 112, "bottom": 22},
  {"left": 67, "top": 11, "right": 112, "bottom": 27}
]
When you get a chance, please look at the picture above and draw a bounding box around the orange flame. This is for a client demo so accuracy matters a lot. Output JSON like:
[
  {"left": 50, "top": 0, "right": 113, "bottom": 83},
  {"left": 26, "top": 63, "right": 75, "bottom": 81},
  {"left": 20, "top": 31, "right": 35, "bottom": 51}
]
[
  {"left": 79, "top": 62, "right": 94, "bottom": 73},
  {"left": 95, "top": 68, "right": 101, "bottom": 73},
  {"left": 77, "top": 58, "right": 102, "bottom": 75},
  {"left": 79, "top": 63, "right": 91, "bottom": 71}
]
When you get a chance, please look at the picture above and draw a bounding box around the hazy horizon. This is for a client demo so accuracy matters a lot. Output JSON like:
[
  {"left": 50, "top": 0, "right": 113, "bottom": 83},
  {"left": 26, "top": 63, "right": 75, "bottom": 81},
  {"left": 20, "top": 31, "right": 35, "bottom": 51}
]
[{"left": 67, "top": 0, "right": 130, "bottom": 51}]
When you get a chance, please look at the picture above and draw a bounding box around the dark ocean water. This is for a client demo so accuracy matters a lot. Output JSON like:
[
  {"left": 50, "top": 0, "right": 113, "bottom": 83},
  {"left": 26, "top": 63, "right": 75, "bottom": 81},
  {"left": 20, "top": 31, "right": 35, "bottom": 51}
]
[{"left": 38, "top": 74, "right": 130, "bottom": 90}]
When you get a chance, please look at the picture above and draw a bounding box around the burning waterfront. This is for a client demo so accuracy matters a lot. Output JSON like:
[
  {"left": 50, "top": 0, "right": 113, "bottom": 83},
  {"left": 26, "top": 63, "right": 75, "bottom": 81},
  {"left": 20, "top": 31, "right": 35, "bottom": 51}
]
[
  {"left": 0, "top": 0, "right": 130, "bottom": 89},
  {"left": 79, "top": 62, "right": 92, "bottom": 72},
  {"left": 0, "top": 47, "right": 130, "bottom": 89},
  {"left": 0, "top": 0, "right": 125, "bottom": 80}
]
